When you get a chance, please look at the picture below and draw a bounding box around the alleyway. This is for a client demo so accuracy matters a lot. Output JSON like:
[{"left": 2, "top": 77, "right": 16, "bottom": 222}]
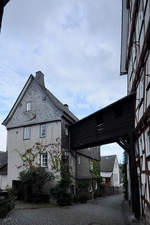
[{"left": 0, "top": 194, "right": 135, "bottom": 225}]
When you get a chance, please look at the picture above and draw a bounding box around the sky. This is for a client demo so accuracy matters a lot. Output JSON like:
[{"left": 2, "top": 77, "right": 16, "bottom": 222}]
[{"left": 0, "top": 0, "right": 127, "bottom": 163}]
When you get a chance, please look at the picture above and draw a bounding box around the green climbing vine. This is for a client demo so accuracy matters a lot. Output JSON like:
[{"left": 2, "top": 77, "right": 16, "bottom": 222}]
[
  {"left": 90, "top": 159, "right": 100, "bottom": 178},
  {"left": 16, "top": 138, "right": 62, "bottom": 173}
]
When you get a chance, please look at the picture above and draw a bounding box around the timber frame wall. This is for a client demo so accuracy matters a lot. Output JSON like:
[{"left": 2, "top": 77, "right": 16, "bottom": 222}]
[{"left": 123, "top": 0, "right": 150, "bottom": 220}]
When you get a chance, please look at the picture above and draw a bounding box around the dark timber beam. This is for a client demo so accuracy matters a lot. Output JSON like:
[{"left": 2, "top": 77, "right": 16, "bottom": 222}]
[
  {"left": 70, "top": 94, "right": 135, "bottom": 150},
  {"left": 128, "top": 133, "right": 140, "bottom": 218},
  {"left": 117, "top": 137, "right": 130, "bottom": 152}
]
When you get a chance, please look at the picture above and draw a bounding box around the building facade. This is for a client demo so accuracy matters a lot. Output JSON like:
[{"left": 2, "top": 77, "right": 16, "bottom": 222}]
[
  {"left": 101, "top": 155, "right": 120, "bottom": 187},
  {"left": 76, "top": 147, "right": 100, "bottom": 197},
  {"left": 2, "top": 71, "right": 100, "bottom": 196},
  {"left": 121, "top": 0, "right": 150, "bottom": 222},
  {"left": 0, "top": 151, "right": 7, "bottom": 190}
]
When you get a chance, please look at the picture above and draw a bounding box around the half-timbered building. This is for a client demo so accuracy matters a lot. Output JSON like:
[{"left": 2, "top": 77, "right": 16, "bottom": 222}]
[{"left": 121, "top": 0, "right": 150, "bottom": 222}]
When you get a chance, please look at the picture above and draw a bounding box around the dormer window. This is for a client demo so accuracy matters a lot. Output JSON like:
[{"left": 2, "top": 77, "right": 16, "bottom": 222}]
[{"left": 26, "top": 102, "right": 31, "bottom": 111}]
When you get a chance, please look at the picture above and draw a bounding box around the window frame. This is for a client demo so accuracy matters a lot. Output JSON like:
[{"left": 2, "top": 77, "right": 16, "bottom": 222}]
[
  {"left": 65, "top": 126, "right": 69, "bottom": 136},
  {"left": 23, "top": 127, "right": 31, "bottom": 140},
  {"left": 90, "top": 160, "right": 93, "bottom": 170},
  {"left": 40, "top": 152, "right": 48, "bottom": 168},
  {"left": 26, "top": 102, "right": 32, "bottom": 112},
  {"left": 40, "top": 124, "right": 46, "bottom": 138},
  {"left": 146, "top": 128, "right": 150, "bottom": 157},
  {"left": 77, "top": 156, "right": 80, "bottom": 165}
]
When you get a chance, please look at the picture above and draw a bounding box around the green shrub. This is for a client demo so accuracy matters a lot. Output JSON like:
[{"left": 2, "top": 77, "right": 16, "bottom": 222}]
[
  {"left": 0, "top": 196, "right": 15, "bottom": 218},
  {"left": 57, "top": 192, "right": 73, "bottom": 206},
  {"left": 78, "top": 193, "right": 89, "bottom": 203},
  {"left": 50, "top": 157, "right": 73, "bottom": 206},
  {"left": 50, "top": 184, "right": 73, "bottom": 206},
  {"left": 18, "top": 167, "right": 54, "bottom": 202}
]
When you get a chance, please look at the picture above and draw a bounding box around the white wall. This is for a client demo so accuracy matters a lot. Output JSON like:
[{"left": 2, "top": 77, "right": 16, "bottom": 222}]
[
  {"left": 7, "top": 121, "right": 61, "bottom": 187},
  {"left": 112, "top": 157, "right": 120, "bottom": 187},
  {"left": 0, "top": 175, "right": 7, "bottom": 190}
]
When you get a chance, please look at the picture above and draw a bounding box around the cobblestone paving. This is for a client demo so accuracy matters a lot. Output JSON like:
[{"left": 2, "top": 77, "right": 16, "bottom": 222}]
[{"left": 0, "top": 194, "right": 130, "bottom": 225}]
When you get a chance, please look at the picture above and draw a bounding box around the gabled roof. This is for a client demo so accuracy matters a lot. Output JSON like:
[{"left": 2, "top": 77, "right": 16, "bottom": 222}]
[
  {"left": 0, "top": 151, "right": 7, "bottom": 175},
  {"left": 101, "top": 155, "right": 116, "bottom": 172},
  {"left": 35, "top": 77, "right": 78, "bottom": 122},
  {"left": 2, "top": 72, "right": 78, "bottom": 126}
]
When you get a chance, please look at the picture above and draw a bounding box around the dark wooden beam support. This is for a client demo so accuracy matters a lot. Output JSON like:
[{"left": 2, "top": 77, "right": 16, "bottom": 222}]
[
  {"left": 116, "top": 140, "right": 129, "bottom": 152},
  {"left": 128, "top": 133, "right": 140, "bottom": 219},
  {"left": 117, "top": 137, "right": 130, "bottom": 151}
]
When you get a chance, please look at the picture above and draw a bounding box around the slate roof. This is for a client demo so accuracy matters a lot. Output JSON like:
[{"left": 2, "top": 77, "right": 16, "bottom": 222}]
[
  {"left": 2, "top": 72, "right": 79, "bottom": 126},
  {"left": 101, "top": 155, "right": 116, "bottom": 172},
  {"left": 36, "top": 78, "right": 78, "bottom": 122},
  {"left": 0, "top": 151, "right": 7, "bottom": 175}
]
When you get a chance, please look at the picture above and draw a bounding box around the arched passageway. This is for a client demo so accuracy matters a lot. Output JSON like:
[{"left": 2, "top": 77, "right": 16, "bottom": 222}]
[{"left": 70, "top": 94, "right": 140, "bottom": 219}]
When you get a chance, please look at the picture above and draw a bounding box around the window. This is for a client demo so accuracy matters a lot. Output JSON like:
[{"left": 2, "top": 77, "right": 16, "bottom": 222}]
[
  {"left": 90, "top": 160, "right": 93, "bottom": 170},
  {"left": 41, "top": 153, "right": 48, "bottom": 167},
  {"left": 139, "top": 136, "right": 143, "bottom": 156},
  {"left": 137, "top": 71, "right": 144, "bottom": 108},
  {"left": 23, "top": 127, "right": 31, "bottom": 140},
  {"left": 140, "top": 71, "right": 144, "bottom": 100},
  {"left": 135, "top": 141, "right": 140, "bottom": 156},
  {"left": 26, "top": 102, "right": 31, "bottom": 111},
  {"left": 77, "top": 156, "right": 80, "bottom": 165},
  {"left": 95, "top": 182, "right": 98, "bottom": 190},
  {"left": 89, "top": 185, "right": 93, "bottom": 192},
  {"left": 146, "top": 53, "right": 150, "bottom": 91},
  {"left": 40, "top": 124, "right": 46, "bottom": 137},
  {"left": 146, "top": 128, "right": 150, "bottom": 156},
  {"left": 65, "top": 126, "right": 68, "bottom": 136}
]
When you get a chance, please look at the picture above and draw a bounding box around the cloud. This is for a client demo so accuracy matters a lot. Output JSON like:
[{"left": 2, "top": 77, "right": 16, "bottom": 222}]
[
  {"left": 0, "top": 0, "right": 127, "bottom": 160},
  {"left": 101, "top": 143, "right": 124, "bottom": 164}
]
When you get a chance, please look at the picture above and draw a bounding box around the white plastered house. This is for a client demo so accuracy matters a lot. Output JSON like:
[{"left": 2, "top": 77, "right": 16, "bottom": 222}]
[
  {"left": 100, "top": 155, "right": 120, "bottom": 187},
  {"left": 1, "top": 71, "right": 100, "bottom": 194}
]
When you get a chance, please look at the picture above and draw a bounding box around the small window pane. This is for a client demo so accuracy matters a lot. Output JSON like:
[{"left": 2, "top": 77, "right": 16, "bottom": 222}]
[
  {"left": 77, "top": 156, "right": 80, "bottom": 165},
  {"left": 41, "top": 153, "right": 48, "bottom": 167},
  {"left": 24, "top": 127, "right": 30, "bottom": 140},
  {"left": 146, "top": 128, "right": 150, "bottom": 156},
  {"left": 65, "top": 127, "right": 68, "bottom": 136},
  {"left": 90, "top": 161, "right": 93, "bottom": 170},
  {"left": 27, "top": 102, "right": 31, "bottom": 111},
  {"left": 40, "top": 124, "right": 46, "bottom": 137}
]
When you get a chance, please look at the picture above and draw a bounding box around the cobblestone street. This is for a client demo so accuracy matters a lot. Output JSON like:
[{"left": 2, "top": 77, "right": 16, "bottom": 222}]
[{"left": 0, "top": 194, "right": 134, "bottom": 225}]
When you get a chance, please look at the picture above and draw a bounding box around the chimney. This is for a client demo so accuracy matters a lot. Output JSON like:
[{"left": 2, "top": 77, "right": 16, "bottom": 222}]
[
  {"left": 64, "top": 104, "right": 69, "bottom": 109},
  {"left": 36, "top": 71, "right": 45, "bottom": 87}
]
